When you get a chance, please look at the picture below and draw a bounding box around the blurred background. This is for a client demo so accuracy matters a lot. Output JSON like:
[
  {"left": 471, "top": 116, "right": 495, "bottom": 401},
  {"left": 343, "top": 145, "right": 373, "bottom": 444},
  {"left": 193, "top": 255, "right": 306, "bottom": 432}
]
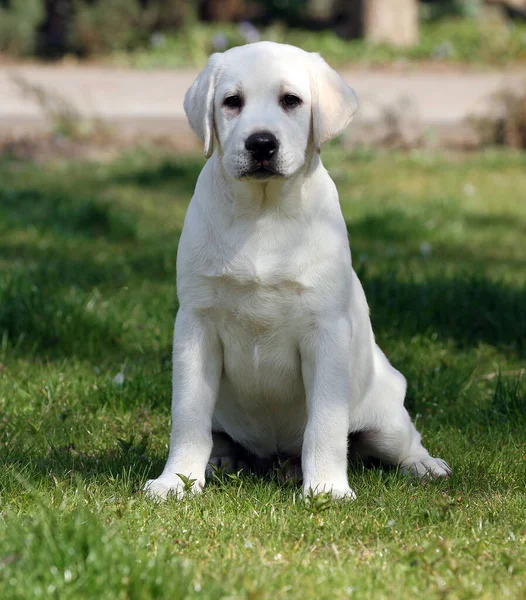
[{"left": 1, "top": 0, "right": 526, "bottom": 154}]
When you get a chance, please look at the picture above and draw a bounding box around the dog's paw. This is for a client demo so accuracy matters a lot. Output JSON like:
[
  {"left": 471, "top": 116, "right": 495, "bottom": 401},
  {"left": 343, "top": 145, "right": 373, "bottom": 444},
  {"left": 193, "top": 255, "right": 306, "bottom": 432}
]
[
  {"left": 143, "top": 476, "right": 204, "bottom": 500},
  {"left": 303, "top": 482, "right": 357, "bottom": 501},
  {"left": 401, "top": 456, "right": 451, "bottom": 479}
]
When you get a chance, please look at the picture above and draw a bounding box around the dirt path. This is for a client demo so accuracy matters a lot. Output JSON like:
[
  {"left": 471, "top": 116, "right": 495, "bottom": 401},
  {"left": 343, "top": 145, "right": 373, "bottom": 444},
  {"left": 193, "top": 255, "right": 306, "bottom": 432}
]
[{"left": 0, "top": 64, "right": 525, "bottom": 138}]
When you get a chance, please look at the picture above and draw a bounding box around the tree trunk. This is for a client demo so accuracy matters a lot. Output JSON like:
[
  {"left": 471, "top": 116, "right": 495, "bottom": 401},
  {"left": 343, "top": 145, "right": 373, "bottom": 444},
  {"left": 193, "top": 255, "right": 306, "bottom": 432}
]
[
  {"left": 363, "top": 0, "right": 419, "bottom": 46},
  {"left": 335, "top": 0, "right": 418, "bottom": 45}
]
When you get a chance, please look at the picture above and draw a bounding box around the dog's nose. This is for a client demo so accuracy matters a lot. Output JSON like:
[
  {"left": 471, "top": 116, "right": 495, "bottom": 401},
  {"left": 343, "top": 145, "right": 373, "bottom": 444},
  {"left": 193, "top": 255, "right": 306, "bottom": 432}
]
[{"left": 245, "top": 131, "right": 279, "bottom": 161}]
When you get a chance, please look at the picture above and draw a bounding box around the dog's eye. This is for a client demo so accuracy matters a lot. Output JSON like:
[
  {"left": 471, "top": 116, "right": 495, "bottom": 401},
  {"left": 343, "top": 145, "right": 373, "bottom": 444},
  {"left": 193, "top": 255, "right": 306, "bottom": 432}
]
[
  {"left": 281, "top": 94, "right": 302, "bottom": 109},
  {"left": 223, "top": 95, "right": 243, "bottom": 109}
]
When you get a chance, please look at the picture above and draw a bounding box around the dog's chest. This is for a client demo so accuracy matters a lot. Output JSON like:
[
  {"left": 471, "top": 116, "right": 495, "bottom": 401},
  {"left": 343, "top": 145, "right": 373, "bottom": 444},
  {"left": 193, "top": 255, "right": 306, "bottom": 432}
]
[
  {"left": 194, "top": 227, "right": 310, "bottom": 455},
  {"left": 196, "top": 224, "right": 310, "bottom": 331}
]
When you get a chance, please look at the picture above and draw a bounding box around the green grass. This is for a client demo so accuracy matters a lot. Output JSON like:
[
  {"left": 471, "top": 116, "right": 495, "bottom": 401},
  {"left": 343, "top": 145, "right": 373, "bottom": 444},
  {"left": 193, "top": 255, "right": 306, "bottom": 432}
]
[
  {"left": 1, "top": 146, "right": 525, "bottom": 599},
  {"left": 111, "top": 18, "right": 526, "bottom": 69}
]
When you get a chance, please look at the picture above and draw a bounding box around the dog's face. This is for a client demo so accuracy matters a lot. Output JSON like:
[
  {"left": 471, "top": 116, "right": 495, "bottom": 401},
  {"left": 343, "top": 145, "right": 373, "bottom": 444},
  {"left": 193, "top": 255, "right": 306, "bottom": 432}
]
[
  {"left": 184, "top": 42, "right": 358, "bottom": 181},
  {"left": 214, "top": 47, "right": 312, "bottom": 180}
]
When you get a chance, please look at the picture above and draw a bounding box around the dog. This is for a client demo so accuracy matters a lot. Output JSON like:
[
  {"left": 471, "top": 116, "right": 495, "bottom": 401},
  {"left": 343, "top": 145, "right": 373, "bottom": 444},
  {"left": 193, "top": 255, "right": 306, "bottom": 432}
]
[{"left": 144, "top": 41, "right": 451, "bottom": 500}]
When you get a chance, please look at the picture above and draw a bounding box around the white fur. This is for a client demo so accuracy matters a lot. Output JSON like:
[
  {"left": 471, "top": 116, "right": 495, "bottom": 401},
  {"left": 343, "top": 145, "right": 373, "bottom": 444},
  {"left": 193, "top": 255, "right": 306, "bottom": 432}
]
[{"left": 144, "top": 42, "right": 450, "bottom": 501}]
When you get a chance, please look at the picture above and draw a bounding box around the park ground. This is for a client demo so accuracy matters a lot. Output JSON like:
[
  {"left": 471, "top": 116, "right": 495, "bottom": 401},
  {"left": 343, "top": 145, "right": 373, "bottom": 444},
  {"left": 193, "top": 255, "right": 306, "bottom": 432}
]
[{"left": 0, "top": 144, "right": 525, "bottom": 599}]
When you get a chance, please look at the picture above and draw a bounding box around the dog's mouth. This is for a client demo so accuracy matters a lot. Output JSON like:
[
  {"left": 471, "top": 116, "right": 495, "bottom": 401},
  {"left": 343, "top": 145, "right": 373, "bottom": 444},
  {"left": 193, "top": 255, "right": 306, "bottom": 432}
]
[{"left": 242, "top": 160, "right": 282, "bottom": 179}]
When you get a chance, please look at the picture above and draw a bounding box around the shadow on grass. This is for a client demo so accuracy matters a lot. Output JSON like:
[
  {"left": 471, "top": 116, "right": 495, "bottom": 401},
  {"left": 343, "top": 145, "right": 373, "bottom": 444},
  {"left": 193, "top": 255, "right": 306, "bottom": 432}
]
[
  {"left": 0, "top": 170, "right": 182, "bottom": 360},
  {"left": 349, "top": 209, "right": 425, "bottom": 243},
  {"left": 347, "top": 210, "right": 526, "bottom": 353},
  {"left": 361, "top": 268, "right": 526, "bottom": 353},
  {"left": 2, "top": 448, "right": 161, "bottom": 493},
  {"left": 112, "top": 157, "right": 203, "bottom": 195},
  {"left": 3, "top": 419, "right": 523, "bottom": 497},
  {"left": 1, "top": 186, "right": 138, "bottom": 242},
  {"left": 0, "top": 238, "right": 177, "bottom": 289},
  {"left": 348, "top": 209, "right": 526, "bottom": 271},
  {"left": 465, "top": 212, "right": 526, "bottom": 235}
]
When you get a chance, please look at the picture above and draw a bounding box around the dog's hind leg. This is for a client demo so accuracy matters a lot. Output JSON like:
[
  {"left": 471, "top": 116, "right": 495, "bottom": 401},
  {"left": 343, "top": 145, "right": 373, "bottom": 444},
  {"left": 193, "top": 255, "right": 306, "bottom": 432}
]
[
  {"left": 352, "top": 409, "right": 451, "bottom": 478},
  {"left": 352, "top": 347, "right": 451, "bottom": 478}
]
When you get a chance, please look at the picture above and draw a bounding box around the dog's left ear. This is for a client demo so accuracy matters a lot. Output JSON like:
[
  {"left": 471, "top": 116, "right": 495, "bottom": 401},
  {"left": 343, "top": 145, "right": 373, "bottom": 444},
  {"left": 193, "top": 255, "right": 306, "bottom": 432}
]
[
  {"left": 184, "top": 53, "right": 223, "bottom": 159},
  {"left": 309, "top": 54, "right": 358, "bottom": 152}
]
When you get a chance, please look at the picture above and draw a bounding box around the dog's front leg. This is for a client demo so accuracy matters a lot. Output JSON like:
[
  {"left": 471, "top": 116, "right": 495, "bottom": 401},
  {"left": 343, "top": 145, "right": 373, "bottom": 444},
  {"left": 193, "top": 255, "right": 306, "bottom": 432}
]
[
  {"left": 144, "top": 309, "right": 222, "bottom": 500},
  {"left": 300, "top": 317, "right": 356, "bottom": 500}
]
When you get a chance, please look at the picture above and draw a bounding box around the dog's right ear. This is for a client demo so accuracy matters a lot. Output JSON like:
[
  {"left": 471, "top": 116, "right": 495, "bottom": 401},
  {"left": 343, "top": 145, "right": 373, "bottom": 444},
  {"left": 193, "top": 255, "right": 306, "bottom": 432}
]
[{"left": 184, "top": 53, "right": 223, "bottom": 159}]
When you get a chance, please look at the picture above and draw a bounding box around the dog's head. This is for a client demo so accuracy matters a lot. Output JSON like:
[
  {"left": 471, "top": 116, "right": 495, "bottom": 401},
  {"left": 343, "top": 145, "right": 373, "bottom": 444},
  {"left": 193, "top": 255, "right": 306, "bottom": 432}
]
[{"left": 184, "top": 42, "right": 358, "bottom": 181}]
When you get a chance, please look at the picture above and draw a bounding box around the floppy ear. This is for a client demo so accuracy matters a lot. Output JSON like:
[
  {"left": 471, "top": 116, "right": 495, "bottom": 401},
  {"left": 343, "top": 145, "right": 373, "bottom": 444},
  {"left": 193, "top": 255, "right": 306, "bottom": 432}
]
[
  {"left": 184, "top": 53, "right": 223, "bottom": 159},
  {"left": 309, "top": 54, "right": 358, "bottom": 152}
]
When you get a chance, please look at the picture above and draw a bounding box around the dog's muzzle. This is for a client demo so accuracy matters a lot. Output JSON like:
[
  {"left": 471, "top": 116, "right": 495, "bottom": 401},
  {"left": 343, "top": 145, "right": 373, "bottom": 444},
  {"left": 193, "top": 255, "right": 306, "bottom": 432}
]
[{"left": 243, "top": 131, "right": 281, "bottom": 178}]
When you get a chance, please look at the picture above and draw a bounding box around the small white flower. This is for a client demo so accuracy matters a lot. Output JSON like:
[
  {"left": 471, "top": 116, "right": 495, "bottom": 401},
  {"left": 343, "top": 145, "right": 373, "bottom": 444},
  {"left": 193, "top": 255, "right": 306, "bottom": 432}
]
[
  {"left": 420, "top": 241, "right": 432, "bottom": 257},
  {"left": 463, "top": 183, "right": 476, "bottom": 196},
  {"left": 113, "top": 372, "right": 125, "bottom": 385}
]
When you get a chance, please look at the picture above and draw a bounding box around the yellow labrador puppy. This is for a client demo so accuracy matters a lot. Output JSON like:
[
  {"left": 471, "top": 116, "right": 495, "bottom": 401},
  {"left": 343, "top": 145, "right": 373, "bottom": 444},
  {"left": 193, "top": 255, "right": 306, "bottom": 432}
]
[{"left": 145, "top": 42, "right": 450, "bottom": 500}]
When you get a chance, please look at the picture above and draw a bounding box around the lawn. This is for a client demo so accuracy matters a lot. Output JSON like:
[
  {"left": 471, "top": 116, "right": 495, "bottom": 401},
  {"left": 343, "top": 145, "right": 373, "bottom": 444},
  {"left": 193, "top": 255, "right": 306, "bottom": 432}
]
[{"left": 0, "top": 146, "right": 525, "bottom": 599}]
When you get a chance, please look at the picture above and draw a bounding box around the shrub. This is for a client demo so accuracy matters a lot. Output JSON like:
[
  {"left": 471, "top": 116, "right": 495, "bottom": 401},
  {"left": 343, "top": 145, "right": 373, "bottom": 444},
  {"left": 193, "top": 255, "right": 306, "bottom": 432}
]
[
  {"left": 0, "top": 0, "right": 45, "bottom": 56},
  {"left": 36, "top": 0, "right": 195, "bottom": 57},
  {"left": 70, "top": 0, "right": 142, "bottom": 56},
  {"left": 471, "top": 86, "right": 526, "bottom": 149},
  {"left": 420, "top": 0, "right": 482, "bottom": 20}
]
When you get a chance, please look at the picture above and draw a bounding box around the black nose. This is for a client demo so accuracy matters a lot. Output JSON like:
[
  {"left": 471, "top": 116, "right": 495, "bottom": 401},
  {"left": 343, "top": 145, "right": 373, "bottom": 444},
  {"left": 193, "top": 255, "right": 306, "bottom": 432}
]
[{"left": 245, "top": 131, "right": 279, "bottom": 161}]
